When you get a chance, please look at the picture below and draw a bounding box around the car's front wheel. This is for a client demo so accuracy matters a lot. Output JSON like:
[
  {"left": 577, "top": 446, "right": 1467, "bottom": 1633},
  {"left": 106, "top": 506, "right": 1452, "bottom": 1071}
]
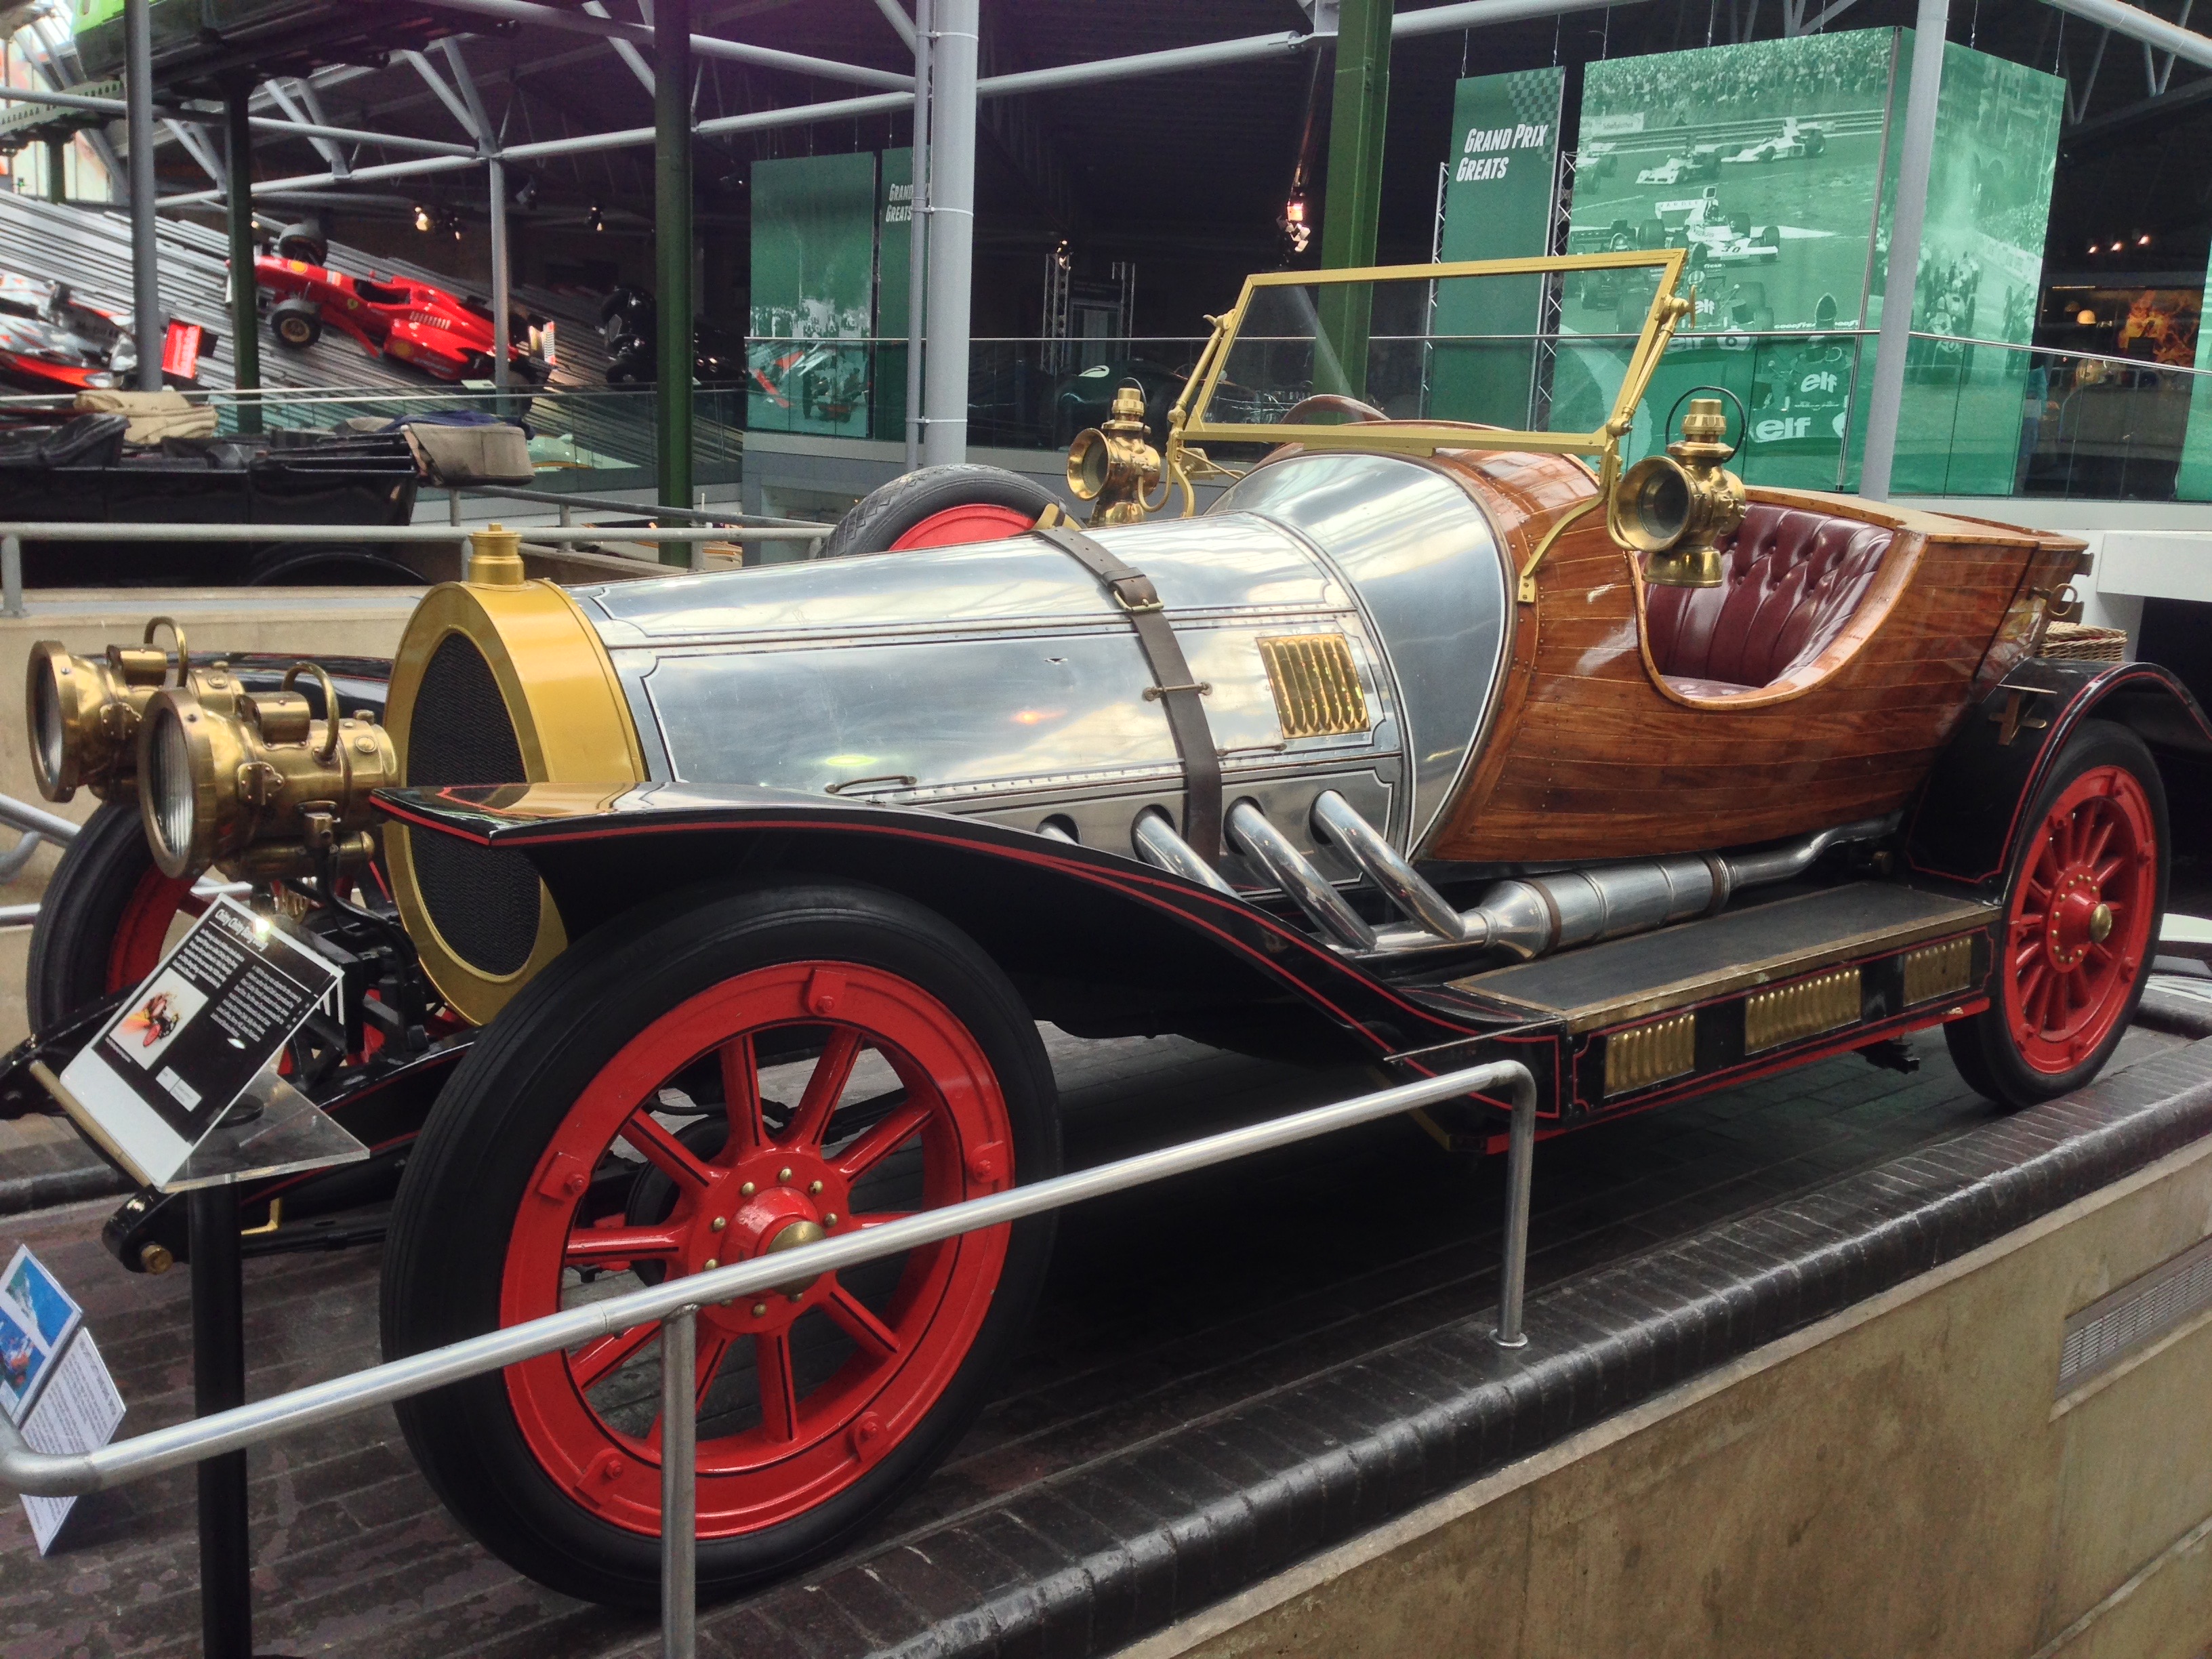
[
  {"left": 269, "top": 297, "right": 323, "bottom": 350},
  {"left": 382, "top": 880, "right": 1061, "bottom": 1606},
  {"left": 1946, "top": 720, "right": 2167, "bottom": 1107}
]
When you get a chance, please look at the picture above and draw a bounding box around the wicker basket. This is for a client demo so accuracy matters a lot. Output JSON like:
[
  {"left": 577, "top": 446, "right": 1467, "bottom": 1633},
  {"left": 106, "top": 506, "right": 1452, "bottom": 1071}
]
[{"left": 2037, "top": 622, "right": 2127, "bottom": 663}]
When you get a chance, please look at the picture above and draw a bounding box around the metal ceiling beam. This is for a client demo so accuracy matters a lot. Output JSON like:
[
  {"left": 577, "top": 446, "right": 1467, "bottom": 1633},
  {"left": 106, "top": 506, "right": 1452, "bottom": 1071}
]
[
  {"left": 874, "top": 0, "right": 917, "bottom": 51},
  {"left": 152, "top": 0, "right": 1673, "bottom": 206},
  {"left": 2043, "top": 0, "right": 2212, "bottom": 70},
  {"left": 264, "top": 79, "right": 349, "bottom": 178},
  {"left": 398, "top": 49, "right": 484, "bottom": 144},
  {"left": 419, "top": 0, "right": 914, "bottom": 89},
  {"left": 583, "top": 0, "right": 657, "bottom": 94},
  {"left": 0, "top": 82, "right": 477, "bottom": 153}
]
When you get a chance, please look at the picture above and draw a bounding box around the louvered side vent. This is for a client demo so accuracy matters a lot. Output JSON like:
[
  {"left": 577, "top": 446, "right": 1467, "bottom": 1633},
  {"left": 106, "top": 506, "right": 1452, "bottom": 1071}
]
[
  {"left": 2059, "top": 1235, "right": 2212, "bottom": 1397},
  {"left": 1902, "top": 937, "right": 1975, "bottom": 1005},
  {"left": 1605, "top": 1012, "right": 1698, "bottom": 1097},
  {"left": 1257, "top": 634, "right": 1370, "bottom": 739},
  {"left": 1744, "top": 967, "right": 1863, "bottom": 1053}
]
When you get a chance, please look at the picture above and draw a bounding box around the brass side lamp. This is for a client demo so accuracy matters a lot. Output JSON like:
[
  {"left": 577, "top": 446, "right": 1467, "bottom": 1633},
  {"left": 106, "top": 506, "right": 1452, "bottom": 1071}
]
[
  {"left": 1065, "top": 384, "right": 1162, "bottom": 526},
  {"left": 1608, "top": 396, "right": 1746, "bottom": 588}
]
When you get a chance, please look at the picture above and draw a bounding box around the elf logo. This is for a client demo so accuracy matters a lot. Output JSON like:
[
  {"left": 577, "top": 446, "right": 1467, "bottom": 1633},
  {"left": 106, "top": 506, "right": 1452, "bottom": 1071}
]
[
  {"left": 1799, "top": 370, "right": 1841, "bottom": 394},
  {"left": 1755, "top": 415, "right": 1812, "bottom": 442}
]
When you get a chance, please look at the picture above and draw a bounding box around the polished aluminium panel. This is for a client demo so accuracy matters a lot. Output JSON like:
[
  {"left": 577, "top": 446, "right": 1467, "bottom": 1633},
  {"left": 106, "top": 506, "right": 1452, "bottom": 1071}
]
[
  {"left": 576, "top": 515, "right": 1408, "bottom": 872},
  {"left": 1210, "top": 451, "right": 1510, "bottom": 850}
]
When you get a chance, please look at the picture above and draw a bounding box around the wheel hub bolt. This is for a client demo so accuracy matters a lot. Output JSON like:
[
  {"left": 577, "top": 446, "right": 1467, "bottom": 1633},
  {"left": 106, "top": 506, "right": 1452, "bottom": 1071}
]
[
  {"left": 777, "top": 1167, "right": 793, "bottom": 1184},
  {"left": 702, "top": 1258, "right": 717, "bottom": 1271},
  {"left": 807, "top": 1180, "right": 823, "bottom": 1195},
  {"left": 739, "top": 1182, "right": 756, "bottom": 1197},
  {"left": 710, "top": 1216, "right": 726, "bottom": 1232},
  {"left": 2091, "top": 902, "right": 2114, "bottom": 943},
  {"left": 823, "top": 1212, "right": 838, "bottom": 1227},
  {"left": 751, "top": 1303, "right": 767, "bottom": 1317}
]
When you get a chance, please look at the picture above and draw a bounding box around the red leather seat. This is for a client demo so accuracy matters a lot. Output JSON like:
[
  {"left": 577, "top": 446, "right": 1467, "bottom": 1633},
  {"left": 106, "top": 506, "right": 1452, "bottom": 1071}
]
[{"left": 1643, "top": 503, "right": 1895, "bottom": 693}]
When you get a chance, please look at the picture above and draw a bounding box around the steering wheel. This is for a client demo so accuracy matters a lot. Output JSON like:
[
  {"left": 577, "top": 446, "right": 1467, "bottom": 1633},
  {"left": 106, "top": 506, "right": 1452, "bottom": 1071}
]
[{"left": 1284, "top": 393, "right": 1389, "bottom": 426}]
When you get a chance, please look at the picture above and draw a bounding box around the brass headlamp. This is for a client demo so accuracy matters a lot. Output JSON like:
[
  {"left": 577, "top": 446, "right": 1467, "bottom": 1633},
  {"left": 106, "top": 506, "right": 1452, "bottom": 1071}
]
[
  {"left": 1065, "top": 384, "right": 1162, "bottom": 526},
  {"left": 26, "top": 618, "right": 243, "bottom": 802},
  {"left": 1608, "top": 396, "right": 1746, "bottom": 588},
  {"left": 138, "top": 660, "right": 396, "bottom": 880}
]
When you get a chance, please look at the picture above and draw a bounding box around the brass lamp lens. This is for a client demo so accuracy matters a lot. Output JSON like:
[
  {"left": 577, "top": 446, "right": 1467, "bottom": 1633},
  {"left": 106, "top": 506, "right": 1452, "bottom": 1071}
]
[
  {"left": 1067, "top": 428, "right": 1108, "bottom": 499},
  {"left": 1618, "top": 456, "right": 1692, "bottom": 552},
  {"left": 144, "top": 703, "right": 197, "bottom": 873},
  {"left": 30, "top": 668, "right": 64, "bottom": 798}
]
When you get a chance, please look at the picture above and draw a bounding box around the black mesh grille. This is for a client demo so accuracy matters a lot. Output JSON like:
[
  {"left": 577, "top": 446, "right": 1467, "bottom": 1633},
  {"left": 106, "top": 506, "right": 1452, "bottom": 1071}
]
[{"left": 405, "top": 633, "right": 540, "bottom": 977}]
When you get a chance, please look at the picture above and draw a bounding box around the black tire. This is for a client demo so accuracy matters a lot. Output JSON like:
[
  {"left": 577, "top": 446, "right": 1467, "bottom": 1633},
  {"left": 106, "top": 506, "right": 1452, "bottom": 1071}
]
[
  {"left": 818, "top": 464, "right": 1059, "bottom": 560},
  {"left": 1945, "top": 720, "right": 2168, "bottom": 1109},
  {"left": 245, "top": 543, "right": 428, "bottom": 586},
  {"left": 26, "top": 801, "right": 178, "bottom": 1034},
  {"left": 275, "top": 229, "right": 328, "bottom": 266},
  {"left": 382, "top": 879, "right": 1061, "bottom": 1606},
  {"left": 270, "top": 298, "right": 323, "bottom": 350}
]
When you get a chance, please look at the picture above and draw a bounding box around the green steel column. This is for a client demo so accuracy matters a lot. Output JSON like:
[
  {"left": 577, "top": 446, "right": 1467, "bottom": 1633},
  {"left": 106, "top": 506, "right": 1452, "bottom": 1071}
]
[
  {"left": 43, "top": 137, "right": 64, "bottom": 203},
  {"left": 224, "top": 84, "right": 262, "bottom": 435},
  {"left": 1317, "top": 0, "right": 1393, "bottom": 398},
  {"left": 654, "top": 0, "right": 694, "bottom": 551}
]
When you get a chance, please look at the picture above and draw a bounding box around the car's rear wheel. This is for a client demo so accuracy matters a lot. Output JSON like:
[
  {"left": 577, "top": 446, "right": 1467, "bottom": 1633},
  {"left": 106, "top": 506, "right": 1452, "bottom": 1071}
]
[
  {"left": 819, "top": 464, "right": 1059, "bottom": 558},
  {"left": 382, "top": 880, "right": 1060, "bottom": 1606},
  {"left": 26, "top": 800, "right": 199, "bottom": 1034},
  {"left": 1946, "top": 720, "right": 2166, "bottom": 1107},
  {"left": 270, "top": 298, "right": 323, "bottom": 350}
]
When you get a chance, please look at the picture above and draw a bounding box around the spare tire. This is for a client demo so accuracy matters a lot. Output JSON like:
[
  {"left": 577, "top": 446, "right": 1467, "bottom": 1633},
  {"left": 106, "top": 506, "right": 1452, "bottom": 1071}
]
[{"left": 819, "top": 464, "right": 1061, "bottom": 559}]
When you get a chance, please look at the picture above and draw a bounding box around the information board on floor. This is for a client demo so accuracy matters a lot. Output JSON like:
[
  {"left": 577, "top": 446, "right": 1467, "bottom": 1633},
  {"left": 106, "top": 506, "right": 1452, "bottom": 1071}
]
[{"left": 1, "top": 1245, "right": 124, "bottom": 1554}]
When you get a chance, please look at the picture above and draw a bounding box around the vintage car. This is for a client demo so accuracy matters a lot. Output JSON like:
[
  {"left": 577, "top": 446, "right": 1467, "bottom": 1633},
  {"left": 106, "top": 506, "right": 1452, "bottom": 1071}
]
[
  {"left": 252, "top": 253, "right": 549, "bottom": 384},
  {"left": 1723, "top": 118, "right": 1828, "bottom": 164},
  {"left": 14, "top": 250, "right": 2209, "bottom": 1607},
  {"left": 1636, "top": 144, "right": 1723, "bottom": 186}
]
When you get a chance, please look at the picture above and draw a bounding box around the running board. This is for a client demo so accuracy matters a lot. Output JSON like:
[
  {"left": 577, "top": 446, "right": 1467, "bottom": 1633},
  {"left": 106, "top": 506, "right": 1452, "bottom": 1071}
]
[{"left": 1448, "top": 883, "right": 1997, "bottom": 1116}]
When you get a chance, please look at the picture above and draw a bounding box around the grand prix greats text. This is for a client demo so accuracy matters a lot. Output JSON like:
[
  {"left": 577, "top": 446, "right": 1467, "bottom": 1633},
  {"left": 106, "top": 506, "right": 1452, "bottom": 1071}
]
[{"left": 1454, "top": 122, "right": 1550, "bottom": 183}]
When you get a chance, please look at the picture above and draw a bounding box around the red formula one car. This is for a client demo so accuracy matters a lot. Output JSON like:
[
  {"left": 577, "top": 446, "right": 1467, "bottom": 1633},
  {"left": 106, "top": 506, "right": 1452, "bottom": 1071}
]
[{"left": 252, "top": 253, "right": 548, "bottom": 385}]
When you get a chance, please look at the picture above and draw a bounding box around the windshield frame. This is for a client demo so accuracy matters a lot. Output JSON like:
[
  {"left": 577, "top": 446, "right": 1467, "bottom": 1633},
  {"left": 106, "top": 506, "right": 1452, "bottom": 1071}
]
[{"left": 1179, "top": 249, "right": 1691, "bottom": 464}]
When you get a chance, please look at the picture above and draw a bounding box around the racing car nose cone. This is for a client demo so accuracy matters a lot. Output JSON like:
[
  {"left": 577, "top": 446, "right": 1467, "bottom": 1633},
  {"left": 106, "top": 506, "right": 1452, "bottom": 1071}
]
[{"left": 765, "top": 1218, "right": 828, "bottom": 1297}]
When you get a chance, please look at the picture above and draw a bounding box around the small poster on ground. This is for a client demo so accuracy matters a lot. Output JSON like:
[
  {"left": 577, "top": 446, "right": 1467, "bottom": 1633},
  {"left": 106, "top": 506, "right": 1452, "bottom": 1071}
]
[
  {"left": 0, "top": 1247, "right": 123, "bottom": 1553},
  {"left": 55, "top": 898, "right": 343, "bottom": 1188}
]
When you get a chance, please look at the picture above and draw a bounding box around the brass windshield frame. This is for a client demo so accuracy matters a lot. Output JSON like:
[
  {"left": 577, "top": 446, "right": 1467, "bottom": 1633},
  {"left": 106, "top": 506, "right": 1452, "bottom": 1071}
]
[{"left": 1174, "top": 249, "right": 1692, "bottom": 469}]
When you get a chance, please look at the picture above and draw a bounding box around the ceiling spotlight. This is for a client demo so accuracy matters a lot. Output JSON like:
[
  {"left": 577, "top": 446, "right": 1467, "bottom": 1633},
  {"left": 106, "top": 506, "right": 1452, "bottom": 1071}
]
[
  {"left": 2110, "top": 241, "right": 2126, "bottom": 253},
  {"left": 512, "top": 175, "right": 537, "bottom": 211},
  {"left": 2076, "top": 308, "right": 2098, "bottom": 326},
  {"left": 588, "top": 201, "right": 604, "bottom": 233},
  {"left": 2138, "top": 233, "right": 2153, "bottom": 246},
  {"left": 1280, "top": 190, "right": 1311, "bottom": 256},
  {"left": 413, "top": 203, "right": 432, "bottom": 233}
]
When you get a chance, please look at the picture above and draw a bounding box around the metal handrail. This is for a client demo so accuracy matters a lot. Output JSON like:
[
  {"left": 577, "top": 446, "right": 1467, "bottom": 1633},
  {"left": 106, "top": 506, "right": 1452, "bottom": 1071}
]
[{"left": 0, "top": 1058, "right": 1536, "bottom": 1656}]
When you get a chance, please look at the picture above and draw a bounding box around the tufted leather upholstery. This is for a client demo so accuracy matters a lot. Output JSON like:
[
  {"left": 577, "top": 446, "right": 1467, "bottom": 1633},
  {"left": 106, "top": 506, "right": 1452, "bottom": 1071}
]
[{"left": 1643, "top": 503, "right": 1896, "bottom": 692}]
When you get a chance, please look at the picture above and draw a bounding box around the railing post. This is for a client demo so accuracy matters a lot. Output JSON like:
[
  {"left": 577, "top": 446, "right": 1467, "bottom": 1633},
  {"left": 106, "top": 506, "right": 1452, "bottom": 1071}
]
[
  {"left": 1494, "top": 1082, "right": 1535, "bottom": 1349},
  {"left": 2, "top": 534, "right": 22, "bottom": 619},
  {"left": 661, "top": 1304, "right": 698, "bottom": 1659}
]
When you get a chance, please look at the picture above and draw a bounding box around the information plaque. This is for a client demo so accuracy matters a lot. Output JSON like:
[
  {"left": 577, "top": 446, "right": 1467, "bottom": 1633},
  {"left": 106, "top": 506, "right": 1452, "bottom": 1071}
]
[{"left": 55, "top": 898, "right": 344, "bottom": 1189}]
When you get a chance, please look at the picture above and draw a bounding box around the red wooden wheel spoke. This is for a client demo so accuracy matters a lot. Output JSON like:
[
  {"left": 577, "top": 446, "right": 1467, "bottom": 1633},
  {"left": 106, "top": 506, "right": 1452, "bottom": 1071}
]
[
  {"left": 754, "top": 1333, "right": 800, "bottom": 1443},
  {"left": 720, "top": 1033, "right": 768, "bottom": 1155},
  {"left": 784, "top": 1028, "right": 863, "bottom": 1150},
  {"left": 695, "top": 1334, "right": 733, "bottom": 1409},
  {"left": 565, "top": 1223, "right": 684, "bottom": 1266},
  {"left": 569, "top": 1322, "right": 660, "bottom": 1391},
  {"left": 621, "top": 1109, "right": 717, "bottom": 1191},
  {"left": 823, "top": 1279, "right": 902, "bottom": 1363},
  {"left": 832, "top": 1098, "right": 934, "bottom": 1181}
]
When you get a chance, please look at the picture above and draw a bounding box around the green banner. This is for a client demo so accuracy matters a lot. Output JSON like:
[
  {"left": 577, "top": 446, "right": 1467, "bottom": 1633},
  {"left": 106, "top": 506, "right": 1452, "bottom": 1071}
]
[
  {"left": 1430, "top": 66, "right": 1565, "bottom": 426},
  {"left": 872, "top": 147, "right": 914, "bottom": 441},
  {"left": 1869, "top": 37, "right": 2064, "bottom": 495},
  {"left": 747, "top": 152, "right": 879, "bottom": 437}
]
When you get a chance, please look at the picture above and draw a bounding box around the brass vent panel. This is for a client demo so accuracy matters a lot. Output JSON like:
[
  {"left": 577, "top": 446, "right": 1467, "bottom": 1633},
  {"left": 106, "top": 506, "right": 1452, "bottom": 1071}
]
[
  {"left": 1605, "top": 1011, "right": 1698, "bottom": 1097},
  {"left": 1257, "top": 634, "right": 1370, "bottom": 739},
  {"left": 1744, "top": 966, "right": 1863, "bottom": 1053},
  {"left": 1902, "top": 937, "right": 1975, "bottom": 1006}
]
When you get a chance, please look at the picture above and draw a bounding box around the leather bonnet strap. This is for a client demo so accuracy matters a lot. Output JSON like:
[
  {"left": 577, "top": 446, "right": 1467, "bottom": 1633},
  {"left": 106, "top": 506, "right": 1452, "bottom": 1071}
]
[{"left": 1031, "top": 519, "right": 1223, "bottom": 863}]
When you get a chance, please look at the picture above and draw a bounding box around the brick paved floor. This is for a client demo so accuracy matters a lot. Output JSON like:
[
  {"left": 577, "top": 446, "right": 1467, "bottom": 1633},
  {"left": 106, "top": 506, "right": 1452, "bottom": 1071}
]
[{"left": 0, "top": 1020, "right": 2186, "bottom": 1658}]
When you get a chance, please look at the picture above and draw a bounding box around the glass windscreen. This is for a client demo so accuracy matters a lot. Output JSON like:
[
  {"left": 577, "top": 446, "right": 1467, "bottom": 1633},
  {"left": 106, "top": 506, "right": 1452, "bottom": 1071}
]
[{"left": 1193, "top": 268, "right": 1671, "bottom": 438}]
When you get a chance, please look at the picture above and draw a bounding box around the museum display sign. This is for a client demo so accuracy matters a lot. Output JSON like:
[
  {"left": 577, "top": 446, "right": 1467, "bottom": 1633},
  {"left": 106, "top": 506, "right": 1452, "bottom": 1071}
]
[
  {"left": 1558, "top": 30, "right": 2060, "bottom": 492},
  {"left": 747, "top": 151, "right": 882, "bottom": 438}
]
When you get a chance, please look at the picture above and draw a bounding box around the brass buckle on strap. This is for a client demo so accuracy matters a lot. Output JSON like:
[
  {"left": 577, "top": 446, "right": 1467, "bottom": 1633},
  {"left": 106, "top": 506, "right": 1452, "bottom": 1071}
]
[{"left": 1109, "top": 581, "right": 1164, "bottom": 615}]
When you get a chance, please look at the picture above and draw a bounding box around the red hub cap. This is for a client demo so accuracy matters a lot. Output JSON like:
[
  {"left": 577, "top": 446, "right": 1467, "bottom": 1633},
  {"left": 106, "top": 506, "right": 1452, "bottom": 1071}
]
[
  {"left": 888, "top": 502, "right": 1040, "bottom": 549},
  {"left": 501, "top": 961, "right": 1013, "bottom": 1536},
  {"left": 2003, "top": 765, "right": 2157, "bottom": 1074}
]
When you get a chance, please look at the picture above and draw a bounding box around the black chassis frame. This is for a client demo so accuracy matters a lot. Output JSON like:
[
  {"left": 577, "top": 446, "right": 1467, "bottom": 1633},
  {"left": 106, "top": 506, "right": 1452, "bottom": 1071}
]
[{"left": 88, "top": 657, "right": 2212, "bottom": 1271}]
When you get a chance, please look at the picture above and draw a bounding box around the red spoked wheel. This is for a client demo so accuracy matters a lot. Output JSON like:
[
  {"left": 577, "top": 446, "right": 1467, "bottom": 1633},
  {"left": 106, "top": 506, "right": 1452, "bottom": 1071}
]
[
  {"left": 504, "top": 962, "right": 1014, "bottom": 1536},
  {"left": 384, "top": 881, "right": 1059, "bottom": 1606},
  {"left": 1948, "top": 720, "right": 2167, "bottom": 1107},
  {"left": 818, "top": 463, "right": 1059, "bottom": 559},
  {"left": 888, "top": 501, "right": 1043, "bottom": 550},
  {"left": 106, "top": 866, "right": 201, "bottom": 995}
]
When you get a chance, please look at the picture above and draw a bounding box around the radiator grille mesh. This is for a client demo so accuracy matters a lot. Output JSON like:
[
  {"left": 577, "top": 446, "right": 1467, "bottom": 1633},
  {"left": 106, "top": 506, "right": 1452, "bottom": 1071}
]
[
  {"left": 404, "top": 634, "right": 540, "bottom": 978},
  {"left": 1257, "top": 634, "right": 1370, "bottom": 739}
]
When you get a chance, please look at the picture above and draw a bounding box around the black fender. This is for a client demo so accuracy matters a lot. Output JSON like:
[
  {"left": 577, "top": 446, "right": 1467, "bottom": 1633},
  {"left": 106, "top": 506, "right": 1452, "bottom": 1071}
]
[
  {"left": 1905, "top": 657, "right": 2212, "bottom": 896},
  {"left": 375, "top": 783, "right": 1513, "bottom": 1071}
]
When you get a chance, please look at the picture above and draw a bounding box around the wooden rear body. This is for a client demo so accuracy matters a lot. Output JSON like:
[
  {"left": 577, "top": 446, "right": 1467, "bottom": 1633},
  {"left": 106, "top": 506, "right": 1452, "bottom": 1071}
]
[{"left": 1418, "top": 451, "right": 2083, "bottom": 864}]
